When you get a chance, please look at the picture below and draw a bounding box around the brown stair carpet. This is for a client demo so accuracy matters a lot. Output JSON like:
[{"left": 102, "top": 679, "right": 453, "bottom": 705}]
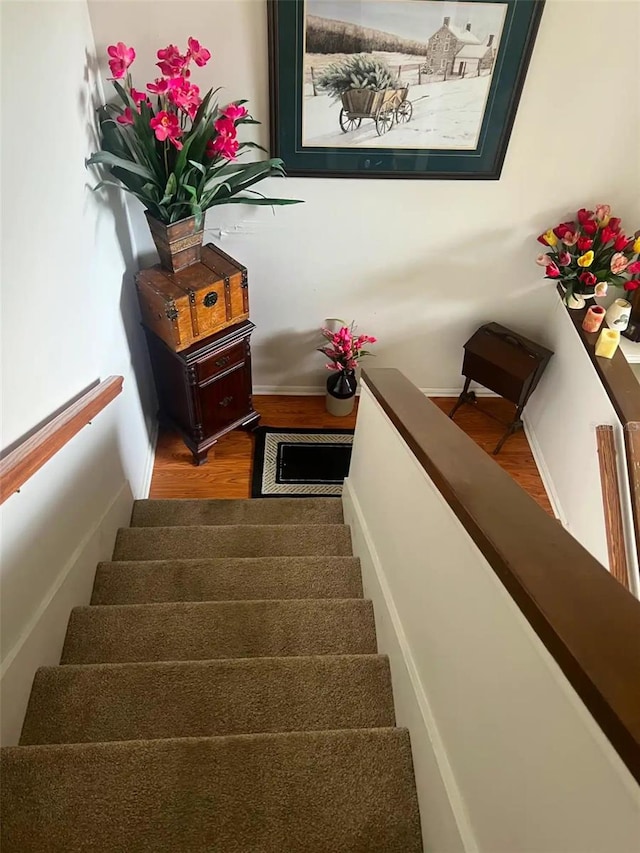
[
  {"left": 131, "top": 496, "right": 345, "bottom": 526},
  {"left": 91, "top": 555, "right": 363, "bottom": 604},
  {"left": 20, "top": 655, "right": 394, "bottom": 744},
  {"left": 1, "top": 497, "right": 423, "bottom": 852},
  {"left": 113, "top": 522, "right": 353, "bottom": 560},
  {"left": 2, "top": 729, "right": 421, "bottom": 853},
  {"left": 61, "top": 599, "right": 376, "bottom": 664}
]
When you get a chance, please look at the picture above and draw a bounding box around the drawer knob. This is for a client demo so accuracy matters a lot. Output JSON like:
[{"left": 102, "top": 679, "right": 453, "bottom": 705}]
[
  {"left": 215, "top": 356, "right": 230, "bottom": 368},
  {"left": 203, "top": 291, "right": 218, "bottom": 308},
  {"left": 219, "top": 395, "right": 234, "bottom": 407}
]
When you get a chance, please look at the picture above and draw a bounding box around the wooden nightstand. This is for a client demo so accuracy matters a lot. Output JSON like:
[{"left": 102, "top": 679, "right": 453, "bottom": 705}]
[
  {"left": 144, "top": 320, "right": 260, "bottom": 465},
  {"left": 449, "top": 323, "right": 553, "bottom": 454}
]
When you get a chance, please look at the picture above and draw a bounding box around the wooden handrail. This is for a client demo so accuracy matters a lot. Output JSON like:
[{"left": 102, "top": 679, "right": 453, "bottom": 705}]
[
  {"left": 0, "top": 376, "right": 124, "bottom": 504},
  {"left": 362, "top": 367, "right": 640, "bottom": 784},
  {"left": 625, "top": 423, "right": 640, "bottom": 569},
  {"left": 561, "top": 296, "right": 640, "bottom": 425},
  {"left": 596, "top": 425, "right": 630, "bottom": 589},
  {"left": 561, "top": 292, "right": 640, "bottom": 567}
]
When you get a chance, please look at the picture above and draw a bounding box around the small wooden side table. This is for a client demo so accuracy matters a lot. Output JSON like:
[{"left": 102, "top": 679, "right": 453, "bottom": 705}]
[
  {"left": 144, "top": 320, "right": 260, "bottom": 465},
  {"left": 449, "top": 323, "right": 553, "bottom": 454}
]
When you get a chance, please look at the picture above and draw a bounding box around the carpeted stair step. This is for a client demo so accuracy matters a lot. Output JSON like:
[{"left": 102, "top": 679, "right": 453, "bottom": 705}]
[
  {"left": 20, "top": 655, "right": 394, "bottom": 745},
  {"left": 92, "top": 556, "right": 363, "bottom": 605},
  {"left": 112, "top": 524, "right": 352, "bottom": 561},
  {"left": 61, "top": 599, "right": 376, "bottom": 664},
  {"left": 131, "top": 497, "right": 344, "bottom": 527},
  {"left": 1, "top": 728, "right": 422, "bottom": 852}
]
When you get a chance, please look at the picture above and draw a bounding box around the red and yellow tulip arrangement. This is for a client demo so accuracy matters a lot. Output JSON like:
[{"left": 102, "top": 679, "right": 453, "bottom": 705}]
[{"left": 536, "top": 205, "right": 640, "bottom": 304}]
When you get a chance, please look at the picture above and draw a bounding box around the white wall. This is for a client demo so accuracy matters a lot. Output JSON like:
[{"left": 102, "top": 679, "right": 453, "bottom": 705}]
[
  {"left": 87, "top": 0, "right": 640, "bottom": 392},
  {"left": 344, "top": 382, "right": 640, "bottom": 853},
  {"left": 524, "top": 299, "right": 640, "bottom": 595},
  {"left": 0, "top": 0, "right": 156, "bottom": 744}
]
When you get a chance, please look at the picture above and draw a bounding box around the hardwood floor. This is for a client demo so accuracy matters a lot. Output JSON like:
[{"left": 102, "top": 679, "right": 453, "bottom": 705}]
[{"left": 149, "top": 394, "right": 553, "bottom": 515}]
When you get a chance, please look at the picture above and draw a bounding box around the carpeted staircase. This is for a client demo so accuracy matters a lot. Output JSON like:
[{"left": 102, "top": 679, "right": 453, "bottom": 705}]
[{"left": 1, "top": 498, "right": 423, "bottom": 852}]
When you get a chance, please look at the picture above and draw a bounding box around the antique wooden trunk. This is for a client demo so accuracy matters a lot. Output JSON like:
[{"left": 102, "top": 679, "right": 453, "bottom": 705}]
[{"left": 135, "top": 243, "right": 249, "bottom": 352}]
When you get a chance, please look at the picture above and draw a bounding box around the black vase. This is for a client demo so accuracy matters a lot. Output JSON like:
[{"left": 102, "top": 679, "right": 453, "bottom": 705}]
[
  {"left": 326, "top": 369, "right": 357, "bottom": 417},
  {"left": 326, "top": 369, "right": 357, "bottom": 398}
]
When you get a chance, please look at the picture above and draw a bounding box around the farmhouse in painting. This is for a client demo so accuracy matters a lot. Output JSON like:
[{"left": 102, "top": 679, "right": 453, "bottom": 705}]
[{"left": 424, "top": 16, "right": 497, "bottom": 77}]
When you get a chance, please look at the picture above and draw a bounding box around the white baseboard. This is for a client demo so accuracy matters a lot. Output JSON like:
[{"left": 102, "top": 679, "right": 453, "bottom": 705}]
[
  {"left": 342, "top": 478, "right": 477, "bottom": 853},
  {"left": 253, "top": 385, "right": 498, "bottom": 397},
  {"left": 0, "top": 483, "right": 133, "bottom": 745},
  {"left": 522, "top": 415, "right": 566, "bottom": 524},
  {"left": 422, "top": 387, "right": 499, "bottom": 398},
  {"left": 253, "top": 386, "right": 326, "bottom": 396},
  {"left": 140, "top": 420, "right": 159, "bottom": 498}
]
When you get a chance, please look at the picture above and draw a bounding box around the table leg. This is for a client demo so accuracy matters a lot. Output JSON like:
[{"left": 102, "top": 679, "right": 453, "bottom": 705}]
[
  {"left": 493, "top": 407, "right": 524, "bottom": 454},
  {"left": 449, "top": 378, "right": 474, "bottom": 419}
]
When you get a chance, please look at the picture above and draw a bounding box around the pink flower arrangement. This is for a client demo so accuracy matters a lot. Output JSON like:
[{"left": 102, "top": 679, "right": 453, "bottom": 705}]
[
  {"left": 87, "top": 37, "right": 301, "bottom": 225},
  {"left": 107, "top": 42, "right": 135, "bottom": 79},
  {"left": 536, "top": 205, "right": 640, "bottom": 303},
  {"left": 318, "top": 323, "right": 377, "bottom": 372}
]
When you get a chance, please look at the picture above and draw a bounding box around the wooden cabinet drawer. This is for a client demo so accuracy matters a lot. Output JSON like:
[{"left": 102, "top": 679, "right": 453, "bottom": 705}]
[
  {"left": 196, "top": 342, "right": 245, "bottom": 384},
  {"left": 198, "top": 364, "right": 252, "bottom": 436}
]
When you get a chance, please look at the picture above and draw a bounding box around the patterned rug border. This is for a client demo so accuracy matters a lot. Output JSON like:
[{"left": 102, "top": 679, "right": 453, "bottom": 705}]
[{"left": 251, "top": 427, "right": 355, "bottom": 499}]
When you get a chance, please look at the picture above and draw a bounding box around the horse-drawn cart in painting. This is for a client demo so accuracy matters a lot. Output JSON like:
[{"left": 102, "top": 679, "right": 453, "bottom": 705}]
[{"left": 339, "top": 86, "right": 413, "bottom": 136}]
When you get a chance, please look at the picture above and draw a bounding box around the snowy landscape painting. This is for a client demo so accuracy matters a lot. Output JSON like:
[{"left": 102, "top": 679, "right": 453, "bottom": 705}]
[
  {"left": 302, "top": 0, "right": 508, "bottom": 150},
  {"left": 268, "top": 0, "right": 545, "bottom": 178}
]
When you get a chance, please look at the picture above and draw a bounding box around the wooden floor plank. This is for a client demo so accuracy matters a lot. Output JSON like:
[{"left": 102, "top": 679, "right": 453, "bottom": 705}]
[{"left": 149, "top": 394, "right": 553, "bottom": 515}]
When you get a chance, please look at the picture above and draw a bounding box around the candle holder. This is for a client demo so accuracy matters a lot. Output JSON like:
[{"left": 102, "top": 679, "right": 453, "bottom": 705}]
[
  {"left": 582, "top": 305, "right": 606, "bottom": 333},
  {"left": 605, "top": 298, "right": 631, "bottom": 331},
  {"left": 595, "top": 328, "right": 621, "bottom": 359}
]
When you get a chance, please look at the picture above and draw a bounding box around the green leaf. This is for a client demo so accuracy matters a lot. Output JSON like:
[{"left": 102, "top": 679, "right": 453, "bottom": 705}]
[
  {"left": 86, "top": 150, "right": 157, "bottom": 182},
  {"left": 237, "top": 140, "right": 269, "bottom": 154},
  {"left": 112, "top": 80, "right": 135, "bottom": 109},
  {"left": 183, "top": 184, "right": 198, "bottom": 202},
  {"left": 160, "top": 172, "right": 177, "bottom": 205},
  {"left": 209, "top": 196, "right": 303, "bottom": 206},
  {"left": 92, "top": 179, "right": 162, "bottom": 217},
  {"left": 190, "top": 203, "right": 204, "bottom": 229},
  {"left": 142, "top": 181, "right": 160, "bottom": 202},
  {"left": 188, "top": 160, "right": 207, "bottom": 175}
]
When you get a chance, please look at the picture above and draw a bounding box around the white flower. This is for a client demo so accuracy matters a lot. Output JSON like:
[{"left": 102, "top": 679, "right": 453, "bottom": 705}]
[{"left": 595, "top": 282, "right": 608, "bottom": 297}]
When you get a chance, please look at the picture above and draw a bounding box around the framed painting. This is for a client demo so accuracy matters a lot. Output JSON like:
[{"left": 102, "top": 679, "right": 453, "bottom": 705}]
[{"left": 268, "top": 0, "right": 545, "bottom": 179}]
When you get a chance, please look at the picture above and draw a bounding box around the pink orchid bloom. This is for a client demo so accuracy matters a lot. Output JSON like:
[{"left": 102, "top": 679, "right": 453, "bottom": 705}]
[
  {"left": 167, "top": 77, "right": 201, "bottom": 118},
  {"left": 147, "top": 77, "right": 169, "bottom": 95},
  {"left": 107, "top": 42, "right": 135, "bottom": 79},
  {"left": 130, "top": 87, "right": 148, "bottom": 105},
  {"left": 223, "top": 103, "right": 249, "bottom": 122},
  {"left": 188, "top": 36, "right": 211, "bottom": 67},
  {"left": 157, "top": 44, "right": 187, "bottom": 77},
  {"left": 356, "top": 334, "right": 377, "bottom": 345},
  {"left": 149, "top": 111, "right": 183, "bottom": 149},
  {"left": 207, "top": 134, "right": 239, "bottom": 160},
  {"left": 116, "top": 106, "right": 135, "bottom": 125},
  {"left": 214, "top": 116, "right": 237, "bottom": 138},
  {"left": 610, "top": 252, "right": 629, "bottom": 275}
]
